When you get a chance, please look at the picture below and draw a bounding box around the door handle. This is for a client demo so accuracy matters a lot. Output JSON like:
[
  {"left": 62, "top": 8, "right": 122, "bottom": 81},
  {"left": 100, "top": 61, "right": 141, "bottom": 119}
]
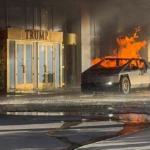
[
  {"left": 44, "top": 65, "right": 48, "bottom": 73},
  {"left": 23, "top": 65, "right": 26, "bottom": 73}
]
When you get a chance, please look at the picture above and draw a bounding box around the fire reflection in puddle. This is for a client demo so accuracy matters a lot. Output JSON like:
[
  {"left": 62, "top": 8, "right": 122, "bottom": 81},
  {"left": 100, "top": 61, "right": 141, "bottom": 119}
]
[
  {"left": 118, "top": 122, "right": 150, "bottom": 136},
  {"left": 119, "top": 114, "right": 147, "bottom": 123},
  {"left": 90, "top": 113, "right": 150, "bottom": 139},
  {"left": 117, "top": 113, "right": 150, "bottom": 135},
  {"left": 48, "top": 113, "right": 150, "bottom": 150}
]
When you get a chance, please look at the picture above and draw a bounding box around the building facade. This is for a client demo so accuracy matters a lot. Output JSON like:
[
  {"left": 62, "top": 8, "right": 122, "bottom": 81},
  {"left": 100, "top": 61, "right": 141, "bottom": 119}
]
[
  {"left": 0, "top": 0, "right": 150, "bottom": 92},
  {"left": 0, "top": 0, "right": 82, "bottom": 92}
]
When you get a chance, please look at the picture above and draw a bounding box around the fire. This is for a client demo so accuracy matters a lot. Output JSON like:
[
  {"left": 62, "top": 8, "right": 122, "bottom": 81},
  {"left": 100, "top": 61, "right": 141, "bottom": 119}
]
[
  {"left": 92, "top": 58, "right": 101, "bottom": 65},
  {"left": 92, "top": 27, "right": 147, "bottom": 67}
]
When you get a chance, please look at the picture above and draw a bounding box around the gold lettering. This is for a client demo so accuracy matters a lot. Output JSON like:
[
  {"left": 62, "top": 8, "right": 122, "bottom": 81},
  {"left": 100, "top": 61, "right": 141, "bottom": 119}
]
[
  {"left": 25, "top": 30, "right": 29, "bottom": 39},
  {"left": 34, "top": 31, "right": 38, "bottom": 40},
  {"left": 30, "top": 31, "right": 34, "bottom": 39},
  {"left": 45, "top": 31, "right": 48, "bottom": 40},
  {"left": 39, "top": 31, "right": 44, "bottom": 40},
  {"left": 25, "top": 30, "right": 49, "bottom": 40}
]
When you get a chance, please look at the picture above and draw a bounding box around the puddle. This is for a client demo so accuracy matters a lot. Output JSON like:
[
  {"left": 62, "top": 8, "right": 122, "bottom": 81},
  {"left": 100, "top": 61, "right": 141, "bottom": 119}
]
[
  {"left": 47, "top": 113, "right": 150, "bottom": 150},
  {"left": 118, "top": 122, "right": 150, "bottom": 135},
  {"left": 117, "top": 113, "right": 150, "bottom": 136}
]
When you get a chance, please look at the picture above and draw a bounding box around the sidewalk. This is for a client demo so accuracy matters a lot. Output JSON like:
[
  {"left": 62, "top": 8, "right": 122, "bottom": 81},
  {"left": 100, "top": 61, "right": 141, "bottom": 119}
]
[{"left": 76, "top": 126, "right": 150, "bottom": 150}]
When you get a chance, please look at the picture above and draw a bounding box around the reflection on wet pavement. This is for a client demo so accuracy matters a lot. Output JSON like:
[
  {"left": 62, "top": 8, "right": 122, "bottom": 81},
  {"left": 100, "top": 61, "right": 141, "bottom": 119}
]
[{"left": 48, "top": 113, "right": 150, "bottom": 150}]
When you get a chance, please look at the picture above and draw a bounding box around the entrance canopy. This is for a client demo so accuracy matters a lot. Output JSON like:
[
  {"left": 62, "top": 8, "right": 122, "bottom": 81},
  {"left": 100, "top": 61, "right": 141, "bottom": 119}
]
[{"left": 6, "top": 28, "right": 63, "bottom": 43}]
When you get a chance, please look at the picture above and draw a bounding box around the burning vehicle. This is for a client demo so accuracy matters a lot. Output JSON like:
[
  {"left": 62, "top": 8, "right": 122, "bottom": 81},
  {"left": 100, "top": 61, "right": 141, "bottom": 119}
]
[
  {"left": 81, "top": 57, "right": 150, "bottom": 94},
  {"left": 81, "top": 27, "right": 148, "bottom": 94}
]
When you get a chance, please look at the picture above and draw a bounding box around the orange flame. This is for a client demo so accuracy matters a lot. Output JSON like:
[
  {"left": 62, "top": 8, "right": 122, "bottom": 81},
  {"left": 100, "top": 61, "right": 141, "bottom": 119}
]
[
  {"left": 92, "top": 27, "right": 147, "bottom": 67},
  {"left": 92, "top": 58, "right": 101, "bottom": 65}
]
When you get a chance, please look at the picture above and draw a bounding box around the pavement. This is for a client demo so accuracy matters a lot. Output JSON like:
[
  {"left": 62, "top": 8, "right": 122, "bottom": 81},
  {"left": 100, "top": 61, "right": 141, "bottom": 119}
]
[
  {"left": 0, "top": 115, "right": 124, "bottom": 150},
  {"left": 76, "top": 125, "right": 150, "bottom": 150},
  {"left": 1, "top": 90, "right": 150, "bottom": 149},
  {"left": 1, "top": 89, "right": 150, "bottom": 114}
]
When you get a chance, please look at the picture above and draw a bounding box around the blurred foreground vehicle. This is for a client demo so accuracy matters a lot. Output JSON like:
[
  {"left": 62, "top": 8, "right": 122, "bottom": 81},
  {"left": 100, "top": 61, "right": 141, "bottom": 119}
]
[{"left": 81, "top": 57, "right": 150, "bottom": 94}]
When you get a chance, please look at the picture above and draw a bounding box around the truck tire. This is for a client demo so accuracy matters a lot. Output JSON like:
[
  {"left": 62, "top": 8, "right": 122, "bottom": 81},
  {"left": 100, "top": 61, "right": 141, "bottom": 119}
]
[{"left": 121, "top": 77, "right": 130, "bottom": 94}]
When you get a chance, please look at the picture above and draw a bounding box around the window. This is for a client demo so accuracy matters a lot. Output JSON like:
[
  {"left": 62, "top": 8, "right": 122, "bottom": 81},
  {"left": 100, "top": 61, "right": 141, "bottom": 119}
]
[
  {"left": 137, "top": 60, "right": 147, "bottom": 69},
  {"left": 129, "top": 60, "right": 138, "bottom": 70}
]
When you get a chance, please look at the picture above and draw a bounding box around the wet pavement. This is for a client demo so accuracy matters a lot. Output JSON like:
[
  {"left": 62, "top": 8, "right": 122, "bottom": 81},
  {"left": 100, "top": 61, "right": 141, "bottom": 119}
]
[
  {"left": 1, "top": 114, "right": 150, "bottom": 150},
  {"left": 1, "top": 90, "right": 150, "bottom": 149},
  {"left": 1, "top": 90, "right": 150, "bottom": 115},
  {"left": 0, "top": 115, "right": 123, "bottom": 150},
  {"left": 76, "top": 123, "right": 150, "bottom": 150}
]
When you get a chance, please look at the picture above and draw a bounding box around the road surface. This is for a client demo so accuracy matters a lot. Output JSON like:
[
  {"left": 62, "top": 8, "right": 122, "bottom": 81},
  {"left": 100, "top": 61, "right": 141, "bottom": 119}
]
[
  {"left": 0, "top": 114, "right": 124, "bottom": 150},
  {"left": 76, "top": 125, "right": 150, "bottom": 150}
]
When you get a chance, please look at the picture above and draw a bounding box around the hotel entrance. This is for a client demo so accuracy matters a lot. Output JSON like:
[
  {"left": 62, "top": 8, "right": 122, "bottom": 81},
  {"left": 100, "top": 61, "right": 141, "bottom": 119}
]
[
  {"left": 38, "top": 43, "right": 54, "bottom": 90},
  {"left": 14, "top": 41, "right": 61, "bottom": 91},
  {"left": 5, "top": 28, "right": 64, "bottom": 92},
  {"left": 15, "top": 41, "right": 34, "bottom": 90}
]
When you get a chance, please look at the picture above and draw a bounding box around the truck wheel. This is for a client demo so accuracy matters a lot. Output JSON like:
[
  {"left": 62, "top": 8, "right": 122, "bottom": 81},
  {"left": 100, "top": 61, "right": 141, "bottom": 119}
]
[{"left": 121, "top": 77, "right": 130, "bottom": 94}]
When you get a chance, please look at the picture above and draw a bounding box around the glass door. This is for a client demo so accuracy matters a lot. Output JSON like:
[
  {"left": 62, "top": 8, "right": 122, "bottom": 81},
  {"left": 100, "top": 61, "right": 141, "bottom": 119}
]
[
  {"left": 38, "top": 43, "right": 54, "bottom": 90},
  {"left": 15, "top": 42, "right": 33, "bottom": 90}
]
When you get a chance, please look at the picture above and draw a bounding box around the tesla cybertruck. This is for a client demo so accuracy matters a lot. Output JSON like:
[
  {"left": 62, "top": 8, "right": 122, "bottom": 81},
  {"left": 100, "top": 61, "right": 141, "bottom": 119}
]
[{"left": 81, "top": 58, "right": 150, "bottom": 94}]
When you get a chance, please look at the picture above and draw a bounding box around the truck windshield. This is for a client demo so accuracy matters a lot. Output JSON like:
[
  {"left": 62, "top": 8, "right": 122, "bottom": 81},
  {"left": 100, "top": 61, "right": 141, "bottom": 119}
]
[{"left": 95, "top": 58, "right": 129, "bottom": 68}]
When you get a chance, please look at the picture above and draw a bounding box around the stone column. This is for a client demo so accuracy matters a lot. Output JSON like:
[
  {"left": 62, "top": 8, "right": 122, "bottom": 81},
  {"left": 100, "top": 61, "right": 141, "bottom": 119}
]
[{"left": 81, "top": 6, "right": 91, "bottom": 72}]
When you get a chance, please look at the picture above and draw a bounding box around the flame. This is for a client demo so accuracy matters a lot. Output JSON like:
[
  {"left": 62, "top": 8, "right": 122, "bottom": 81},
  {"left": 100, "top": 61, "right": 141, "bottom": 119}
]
[
  {"left": 92, "top": 27, "right": 147, "bottom": 67},
  {"left": 92, "top": 58, "right": 101, "bottom": 65}
]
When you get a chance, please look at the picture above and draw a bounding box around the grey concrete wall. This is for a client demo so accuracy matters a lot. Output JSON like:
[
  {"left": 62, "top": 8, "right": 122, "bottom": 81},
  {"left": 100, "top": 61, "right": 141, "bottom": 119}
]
[{"left": 117, "top": 11, "right": 124, "bottom": 34}]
